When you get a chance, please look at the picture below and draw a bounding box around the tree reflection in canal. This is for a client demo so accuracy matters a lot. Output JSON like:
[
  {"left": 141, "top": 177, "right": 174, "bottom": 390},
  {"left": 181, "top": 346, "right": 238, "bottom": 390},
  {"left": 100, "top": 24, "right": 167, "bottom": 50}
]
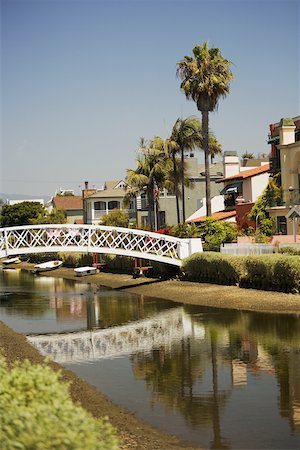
[{"left": 127, "top": 306, "right": 300, "bottom": 448}]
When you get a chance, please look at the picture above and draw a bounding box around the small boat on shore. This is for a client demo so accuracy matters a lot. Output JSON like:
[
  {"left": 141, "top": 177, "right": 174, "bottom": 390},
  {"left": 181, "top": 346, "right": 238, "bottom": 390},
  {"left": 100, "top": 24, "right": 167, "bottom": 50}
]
[
  {"left": 33, "top": 260, "right": 63, "bottom": 274},
  {"left": 74, "top": 266, "right": 98, "bottom": 277},
  {"left": 2, "top": 257, "right": 22, "bottom": 265}
]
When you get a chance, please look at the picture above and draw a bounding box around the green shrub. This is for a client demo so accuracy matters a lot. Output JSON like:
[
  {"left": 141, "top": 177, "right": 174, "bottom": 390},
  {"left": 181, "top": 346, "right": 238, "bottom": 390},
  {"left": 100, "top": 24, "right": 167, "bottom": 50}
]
[
  {"left": 26, "top": 253, "right": 60, "bottom": 264},
  {"left": 101, "top": 210, "right": 130, "bottom": 228},
  {"left": 182, "top": 253, "right": 300, "bottom": 293},
  {"left": 240, "top": 255, "right": 277, "bottom": 290},
  {"left": 59, "top": 252, "right": 94, "bottom": 268},
  {"left": 195, "top": 218, "right": 237, "bottom": 251},
  {"left": 237, "top": 254, "right": 300, "bottom": 293},
  {"left": 273, "top": 256, "right": 300, "bottom": 293},
  {"left": 170, "top": 223, "right": 197, "bottom": 238},
  {"left": 0, "top": 355, "right": 119, "bottom": 450},
  {"left": 104, "top": 255, "right": 135, "bottom": 273},
  {"left": 279, "top": 246, "right": 300, "bottom": 256},
  {"left": 182, "top": 252, "right": 244, "bottom": 285},
  {"left": 60, "top": 252, "right": 81, "bottom": 267},
  {"left": 150, "top": 261, "right": 180, "bottom": 279},
  {"left": 78, "top": 253, "right": 94, "bottom": 266}
]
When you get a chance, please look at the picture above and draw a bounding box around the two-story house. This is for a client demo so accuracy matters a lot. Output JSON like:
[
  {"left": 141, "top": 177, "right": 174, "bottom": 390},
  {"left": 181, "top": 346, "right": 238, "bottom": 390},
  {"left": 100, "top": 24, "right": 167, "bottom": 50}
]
[
  {"left": 187, "top": 152, "right": 270, "bottom": 226},
  {"left": 266, "top": 117, "right": 300, "bottom": 236},
  {"left": 45, "top": 190, "right": 84, "bottom": 224},
  {"left": 82, "top": 180, "right": 134, "bottom": 225}
]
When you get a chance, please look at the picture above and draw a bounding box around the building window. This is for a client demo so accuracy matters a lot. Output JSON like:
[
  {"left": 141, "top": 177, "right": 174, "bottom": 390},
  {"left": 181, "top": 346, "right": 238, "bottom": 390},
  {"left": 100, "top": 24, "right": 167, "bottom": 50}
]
[
  {"left": 277, "top": 216, "right": 287, "bottom": 235},
  {"left": 108, "top": 201, "right": 120, "bottom": 210},
  {"left": 94, "top": 201, "right": 106, "bottom": 210},
  {"left": 140, "top": 193, "right": 148, "bottom": 210}
]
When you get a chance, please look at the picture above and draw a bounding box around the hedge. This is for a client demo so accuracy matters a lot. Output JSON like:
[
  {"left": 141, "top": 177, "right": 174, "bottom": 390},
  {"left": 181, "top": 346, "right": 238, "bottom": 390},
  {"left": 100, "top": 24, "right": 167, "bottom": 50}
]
[
  {"left": 240, "top": 254, "right": 300, "bottom": 293},
  {"left": 182, "top": 253, "right": 300, "bottom": 293},
  {"left": 0, "top": 355, "right": 119, "bottom": 450}
]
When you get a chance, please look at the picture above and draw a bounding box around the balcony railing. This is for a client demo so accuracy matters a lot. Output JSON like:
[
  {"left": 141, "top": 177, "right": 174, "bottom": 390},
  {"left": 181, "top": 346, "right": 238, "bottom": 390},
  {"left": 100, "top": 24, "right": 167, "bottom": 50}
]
[
  {"left": 283, "top": 189, "right": 300, "bottom": 207},
  {"left": 266, "top": 189, "right": 300, "bottom": 208},
  {"left": 93, "top": 208, "right": 135, "bottom": 220}
]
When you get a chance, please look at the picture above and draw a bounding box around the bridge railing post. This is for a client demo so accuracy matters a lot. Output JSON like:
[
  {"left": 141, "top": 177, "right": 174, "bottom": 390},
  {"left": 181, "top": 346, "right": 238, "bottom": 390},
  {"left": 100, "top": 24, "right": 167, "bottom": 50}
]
[
  {"left": 178, "top": 238, "right": 203, "bottom": 260},
  {"left": 4, "top": 229, "right": 9, "bottom": 256},
  {"left": 87, "top": 226, "right": 92, "bottom": 253}
]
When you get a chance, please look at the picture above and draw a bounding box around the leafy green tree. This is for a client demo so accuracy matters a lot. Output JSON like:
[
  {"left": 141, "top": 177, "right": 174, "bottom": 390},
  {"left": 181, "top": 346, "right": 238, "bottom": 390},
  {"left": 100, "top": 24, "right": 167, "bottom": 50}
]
[
  {"left": 170, "top": 222, "right": 197, "bottom": 238},
  {"left": 0, "top": 202, "right": 45, "bottom": 227},
  {"left": 248, "top": 174, "right": 281, "bottom": 236},
  {"left": 177, "top": 41, "right": 233, "bottom": 217},
  {"left": 195, "top": 217, "right": 237, "bottom": 251},
  {"left": 101, "top": 209, "right": 130, "bottom": 228},
  {"left": 30, "top": 208, "right": 67, "bottom": 224}
]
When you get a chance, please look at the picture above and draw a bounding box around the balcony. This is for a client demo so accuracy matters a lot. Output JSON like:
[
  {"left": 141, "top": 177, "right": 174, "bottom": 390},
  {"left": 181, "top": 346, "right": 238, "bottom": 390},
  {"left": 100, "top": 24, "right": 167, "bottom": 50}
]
[
  {"left": 266, "top": 189, "right": 300, "bottom": 210},
  {"left": 283, "top": 188, "right": 300, "bottom": 207}
]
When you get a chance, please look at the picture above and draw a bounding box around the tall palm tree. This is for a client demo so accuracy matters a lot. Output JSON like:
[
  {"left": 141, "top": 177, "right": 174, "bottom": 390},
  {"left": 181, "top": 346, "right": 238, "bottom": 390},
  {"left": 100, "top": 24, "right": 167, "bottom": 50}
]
[
  {"left": 151, "top": 135, "right": 182, "bottom": 224},
  {"left": 126, "top": 139, "right": 167, "bottom": 230},
  {"left": 208, "top": 133, "right": 222, "bottom": 163},
  {"left": 170, "top": 116, "right": 201, "bottom": 222},
  {"left": 177, "top": 41, "right": 233, "bottom": 216}
]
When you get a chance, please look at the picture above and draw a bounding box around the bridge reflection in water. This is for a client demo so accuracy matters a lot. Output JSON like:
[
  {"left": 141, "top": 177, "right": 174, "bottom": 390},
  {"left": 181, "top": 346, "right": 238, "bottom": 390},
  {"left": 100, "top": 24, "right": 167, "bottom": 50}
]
[{"left": 27, "top": 307, "right": 205, "bottom": 363}]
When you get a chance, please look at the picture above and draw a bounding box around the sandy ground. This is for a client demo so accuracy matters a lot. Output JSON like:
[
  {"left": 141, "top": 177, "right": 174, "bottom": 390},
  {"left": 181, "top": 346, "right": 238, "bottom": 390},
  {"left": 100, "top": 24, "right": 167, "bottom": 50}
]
[{"left": 1, "top": 262, "right": 300, "bottom": 449}]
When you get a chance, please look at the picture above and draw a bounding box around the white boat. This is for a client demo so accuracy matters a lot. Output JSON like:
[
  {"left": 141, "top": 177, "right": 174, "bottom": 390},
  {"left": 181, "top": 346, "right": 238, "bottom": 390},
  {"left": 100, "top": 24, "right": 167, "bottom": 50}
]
[
  {"left": 74, "top": 266, "right": 98, "bottom": 277},
  {"left": 33, "top": 260, "right": 63, "bottom": 273},
  {"left": 2, "top": 257, "right": 21, "bottom": 265}
]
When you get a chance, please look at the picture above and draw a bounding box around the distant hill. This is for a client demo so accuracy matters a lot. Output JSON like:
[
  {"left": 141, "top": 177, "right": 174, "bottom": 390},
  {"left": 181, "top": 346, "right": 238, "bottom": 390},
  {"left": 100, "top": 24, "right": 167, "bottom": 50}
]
[{"left": 0, "top": 193, "right": 50, "bottom": 202}]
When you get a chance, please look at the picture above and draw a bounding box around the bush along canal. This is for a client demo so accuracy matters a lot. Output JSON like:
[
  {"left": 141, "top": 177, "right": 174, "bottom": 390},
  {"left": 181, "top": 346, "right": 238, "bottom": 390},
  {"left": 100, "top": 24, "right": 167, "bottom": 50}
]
[{"left": 1, "top": 268, "right": 300, "bottom": 449}]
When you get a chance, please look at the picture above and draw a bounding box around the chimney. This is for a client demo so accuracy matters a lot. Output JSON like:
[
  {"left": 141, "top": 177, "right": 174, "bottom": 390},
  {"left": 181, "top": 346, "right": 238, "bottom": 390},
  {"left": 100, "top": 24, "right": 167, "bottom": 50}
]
[
  {"left": 279, "top": 118, "right": 296, "bottom": 145},
  {"left": 223, "top": 151, "right": 240, "bottom": 178},
  {"left": 82, "top": 180, "right": 97, "bottom": 199}
]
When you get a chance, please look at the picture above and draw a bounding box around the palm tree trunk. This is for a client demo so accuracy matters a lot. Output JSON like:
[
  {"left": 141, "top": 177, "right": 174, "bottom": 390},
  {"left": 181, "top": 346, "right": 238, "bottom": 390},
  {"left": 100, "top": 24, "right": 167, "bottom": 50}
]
[
  {"left": 181, "top": 147, "right": 185, "bottom": 222},
  {"left": 172, "top": 153, "right": 181, "bottom": 224},
  {"left": 147, "top": 187, "right": 154, "bottom": 230},
  {"left": 202, "top": 110, "right": 211, "bottom": 216}
]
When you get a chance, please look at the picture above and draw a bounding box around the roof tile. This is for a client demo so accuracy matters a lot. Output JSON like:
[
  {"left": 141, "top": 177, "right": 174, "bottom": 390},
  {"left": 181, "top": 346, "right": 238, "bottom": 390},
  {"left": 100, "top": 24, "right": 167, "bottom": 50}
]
[
  {"left": 187, "top": 210, "right": 236, "bottom": 223},
  {"left": 53, "top": 196, "right": 83, "bottom": 210},
  {"left": 216, "top": 164, "right": 270, "bottom": 183}
]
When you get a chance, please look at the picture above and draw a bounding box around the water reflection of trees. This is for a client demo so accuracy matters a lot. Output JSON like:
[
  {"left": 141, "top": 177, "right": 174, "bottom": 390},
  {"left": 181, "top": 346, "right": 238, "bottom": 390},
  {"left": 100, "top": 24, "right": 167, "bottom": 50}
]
[
  {"left": 131, "top": 306, "right": 300, "bottom": 445},
  {"left": 131, "top": 330, "right": 232, "bottom": 449}
]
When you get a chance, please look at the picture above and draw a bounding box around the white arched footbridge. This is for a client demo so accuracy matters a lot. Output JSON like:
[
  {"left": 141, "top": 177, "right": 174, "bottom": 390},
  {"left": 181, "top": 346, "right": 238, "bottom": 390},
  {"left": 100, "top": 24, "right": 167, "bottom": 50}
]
[{"left": 0, "top": 224, "right": 202, "bottom": 266}]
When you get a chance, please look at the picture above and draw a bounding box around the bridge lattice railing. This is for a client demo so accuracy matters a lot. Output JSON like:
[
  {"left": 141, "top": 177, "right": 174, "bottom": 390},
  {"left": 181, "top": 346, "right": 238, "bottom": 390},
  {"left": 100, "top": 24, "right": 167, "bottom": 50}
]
[{"left": 0, "top": 224, "right": 202, "bottom": 266}]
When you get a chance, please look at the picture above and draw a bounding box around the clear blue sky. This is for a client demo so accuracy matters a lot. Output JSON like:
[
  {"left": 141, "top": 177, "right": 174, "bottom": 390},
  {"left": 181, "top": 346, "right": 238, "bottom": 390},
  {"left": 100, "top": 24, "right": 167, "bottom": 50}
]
[{"left": 1, "top": 0, "right": 299, "bottom": 198}]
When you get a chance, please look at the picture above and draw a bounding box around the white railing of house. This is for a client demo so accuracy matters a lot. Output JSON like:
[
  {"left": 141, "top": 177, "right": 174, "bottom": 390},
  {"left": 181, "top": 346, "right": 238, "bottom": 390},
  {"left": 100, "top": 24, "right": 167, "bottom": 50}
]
[{"left": 220, "top": 243, "right": 274, "bottom": 256}]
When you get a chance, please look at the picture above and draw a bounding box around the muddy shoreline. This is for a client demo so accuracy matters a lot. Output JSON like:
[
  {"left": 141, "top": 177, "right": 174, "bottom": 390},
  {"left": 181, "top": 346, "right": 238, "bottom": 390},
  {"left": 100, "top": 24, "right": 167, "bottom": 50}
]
[{"left": 1, "top": 263, "right": 300, "bottom": 449}]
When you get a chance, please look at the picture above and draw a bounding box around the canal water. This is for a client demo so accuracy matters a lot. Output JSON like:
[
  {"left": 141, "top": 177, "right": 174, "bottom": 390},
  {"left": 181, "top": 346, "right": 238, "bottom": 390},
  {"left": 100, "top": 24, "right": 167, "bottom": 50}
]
[{"left": 1, "top": 268, "right": 300, "bottom": 449}]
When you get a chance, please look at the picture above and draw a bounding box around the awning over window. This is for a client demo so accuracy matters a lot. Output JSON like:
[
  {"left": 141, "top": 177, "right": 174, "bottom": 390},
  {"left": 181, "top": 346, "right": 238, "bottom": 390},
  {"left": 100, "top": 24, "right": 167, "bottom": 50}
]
[
  {"left": 220, "top": 182, "right": 242, "bottom": 195},
  {"left": 267, "top": 135, "right": 279, "bottom": 144}
]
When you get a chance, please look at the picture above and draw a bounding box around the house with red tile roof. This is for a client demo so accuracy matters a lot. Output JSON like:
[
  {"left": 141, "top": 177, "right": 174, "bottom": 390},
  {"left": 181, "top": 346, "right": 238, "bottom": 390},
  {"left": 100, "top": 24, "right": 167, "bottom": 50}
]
[
  {"left": 47, "top": 195, "right": 83, "bottom": 224},
  {"left": 186, "top": 153, "right": 270, "bottom": 226}
]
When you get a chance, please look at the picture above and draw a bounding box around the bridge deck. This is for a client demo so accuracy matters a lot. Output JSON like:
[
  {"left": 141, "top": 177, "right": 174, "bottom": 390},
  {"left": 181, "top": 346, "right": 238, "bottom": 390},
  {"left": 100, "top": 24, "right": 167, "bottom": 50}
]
[{"left": 0, "top": 224, "right": 202, "bottom": 266}]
